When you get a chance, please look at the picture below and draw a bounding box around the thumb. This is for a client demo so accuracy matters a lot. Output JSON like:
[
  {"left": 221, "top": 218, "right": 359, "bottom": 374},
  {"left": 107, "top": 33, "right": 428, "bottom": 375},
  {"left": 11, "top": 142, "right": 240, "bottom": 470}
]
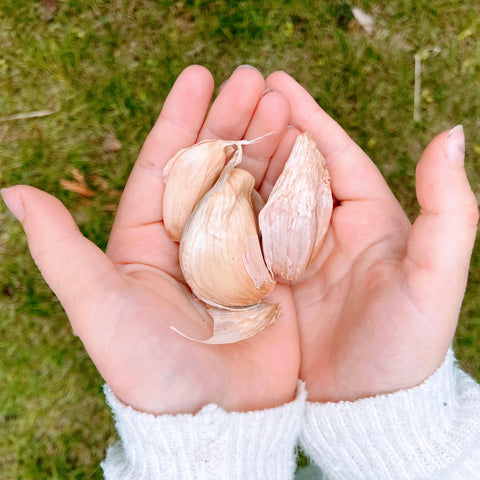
[
  {"left": 404, "top": 126, "right": 479, "bottom": 320},
  {"left": 1, "top": 185, "right": 120, "bottom": 339}
]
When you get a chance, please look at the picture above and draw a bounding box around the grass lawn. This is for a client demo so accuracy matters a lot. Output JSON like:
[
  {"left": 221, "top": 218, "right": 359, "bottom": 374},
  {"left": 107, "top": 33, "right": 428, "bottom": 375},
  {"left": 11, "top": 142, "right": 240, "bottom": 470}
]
[{"left": 1, "top": 0, "right": 479, "bottom": 477}]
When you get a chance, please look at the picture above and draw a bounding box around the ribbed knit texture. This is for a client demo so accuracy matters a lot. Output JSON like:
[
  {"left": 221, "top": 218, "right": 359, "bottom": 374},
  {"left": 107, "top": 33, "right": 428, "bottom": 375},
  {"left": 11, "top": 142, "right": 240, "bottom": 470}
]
[
  {"left": 102, "top": 381, "right": 306, "bottom": 479},
  {"left": 301, "top": 349, "right": 480, "bottom": 479}
]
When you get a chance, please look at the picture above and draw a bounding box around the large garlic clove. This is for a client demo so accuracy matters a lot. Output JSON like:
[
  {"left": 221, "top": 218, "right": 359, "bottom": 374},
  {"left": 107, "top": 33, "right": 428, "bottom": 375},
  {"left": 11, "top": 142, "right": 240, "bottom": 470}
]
[
  {"left": 259, "top": 132, "right": 333, "bottom": 281},
  {"left": 163, "top": 140, "right": 235, "bottom": 242},
  {"left": 179, "top": 160, "right": 275, "bottom": 308},
  {"left": 171, "top": 301, "right": 280, "bottom": 344}
]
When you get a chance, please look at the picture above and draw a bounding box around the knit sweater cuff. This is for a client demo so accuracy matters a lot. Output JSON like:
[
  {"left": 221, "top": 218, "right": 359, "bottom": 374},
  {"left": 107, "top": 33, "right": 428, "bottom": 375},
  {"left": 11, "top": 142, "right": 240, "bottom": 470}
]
[
  {"left": 301, "top": 349, "right": 480, "bottom": 479},
  {"left": 102, "top": 381, "right": 306, "bottom": 480}
]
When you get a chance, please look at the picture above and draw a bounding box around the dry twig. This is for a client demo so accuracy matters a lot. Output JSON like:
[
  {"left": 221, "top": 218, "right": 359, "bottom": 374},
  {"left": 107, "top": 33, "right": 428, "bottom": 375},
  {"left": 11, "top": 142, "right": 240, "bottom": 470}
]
[{"left": 0, "top": 109, "right": 60, "bottom": 122}]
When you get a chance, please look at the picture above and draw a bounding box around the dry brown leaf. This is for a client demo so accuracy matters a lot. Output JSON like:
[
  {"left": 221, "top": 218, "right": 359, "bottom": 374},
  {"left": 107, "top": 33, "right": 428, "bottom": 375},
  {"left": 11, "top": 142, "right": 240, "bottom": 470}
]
[
  {"left": 89, "top": 174, "right": 121, "bottom": 198},
  {"left": 60, "top": 168, "right": 95, "bottom": 197},
  {"left": 70, "top": 168, "right": 85, "bottom": 183},
  {"left": 102, "top": 134, "right": 122, "bottom": 152},
  {"left": 40, "top": 0, "right": 58, "bottom": 22},
  {"left": 89, "top": 174, "right": 110, "bottom": 190},
  {"left": 60, "top": 180, "right": 95, "bottom": 197}
]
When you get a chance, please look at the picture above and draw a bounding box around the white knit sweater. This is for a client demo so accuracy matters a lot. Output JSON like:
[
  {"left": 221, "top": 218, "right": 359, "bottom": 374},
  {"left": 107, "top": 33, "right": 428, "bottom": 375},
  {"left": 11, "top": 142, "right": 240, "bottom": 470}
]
[{"left": 102, "top": 350, "right": 480, "bottom": 479}]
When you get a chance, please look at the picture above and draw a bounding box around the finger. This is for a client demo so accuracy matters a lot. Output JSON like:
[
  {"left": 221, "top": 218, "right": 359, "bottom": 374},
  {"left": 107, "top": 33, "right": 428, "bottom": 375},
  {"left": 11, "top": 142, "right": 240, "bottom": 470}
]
[
  {"left": 197, "top": 65, "right": 265, "bottom": 141},
  {"left": 404, "top": 126, "right": 479, "bottom": 318},
  {"left": 258, "top": 125, "right": 301, "bottom": 200},
  {"left": 266, "top": 71, "right": 397, "bottom": 204},
  {"left": 241, "top": 88, "right": 290, "bottom": 187},
  {"left": 1, "top": 186, "right": 119, "bottom": 340},
  {"left": 112, "top": 65, "right": 215, "bottom": 229}
]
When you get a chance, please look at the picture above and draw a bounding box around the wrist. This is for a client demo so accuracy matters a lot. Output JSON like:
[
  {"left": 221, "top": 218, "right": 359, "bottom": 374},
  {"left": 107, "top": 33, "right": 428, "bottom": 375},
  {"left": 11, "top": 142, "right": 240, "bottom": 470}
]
[
  {"left": 102, "top": 381, "right": 307, "bottom": 479},
  {"left": 301, "top": 349, "right": 480, "bottom": 479}
]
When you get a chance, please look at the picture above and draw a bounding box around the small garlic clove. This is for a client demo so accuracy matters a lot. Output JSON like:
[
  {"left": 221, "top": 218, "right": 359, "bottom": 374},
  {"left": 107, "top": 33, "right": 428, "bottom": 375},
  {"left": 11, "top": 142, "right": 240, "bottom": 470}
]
[
  {"left": 163, "top": 140, "right": 235, "bottom": 242},
  {"left": 171, "top": 301, "right": 281, "bottom": 344},
  {"left": 259, "top": 132, "right": 333, "bottom": 281},
  {"left": 179, "top": 159, "right": 275, "bottom": 308}
]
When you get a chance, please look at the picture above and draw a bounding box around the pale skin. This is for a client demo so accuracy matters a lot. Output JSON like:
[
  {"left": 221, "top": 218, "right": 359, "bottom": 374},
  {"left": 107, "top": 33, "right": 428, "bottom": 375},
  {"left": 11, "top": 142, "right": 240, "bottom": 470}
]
[{"left": 1, "top": 65, "right": 478, "bottom": 415}]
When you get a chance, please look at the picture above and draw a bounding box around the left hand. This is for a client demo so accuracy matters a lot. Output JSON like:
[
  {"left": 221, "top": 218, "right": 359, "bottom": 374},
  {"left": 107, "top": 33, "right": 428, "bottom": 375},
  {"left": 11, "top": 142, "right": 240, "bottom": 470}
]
[{"left": 266, "top": 71, "right": 479, "bottom": 402}]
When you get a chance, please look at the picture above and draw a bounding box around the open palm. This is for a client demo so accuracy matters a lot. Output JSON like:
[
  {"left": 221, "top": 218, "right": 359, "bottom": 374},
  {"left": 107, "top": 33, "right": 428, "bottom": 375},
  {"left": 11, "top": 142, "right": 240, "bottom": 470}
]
[
  {"left": 267, "top": 72, "right": 479, "bottom": 402},
  {"left": 4, "top": 66, "right": 300, "bottom": 415}
]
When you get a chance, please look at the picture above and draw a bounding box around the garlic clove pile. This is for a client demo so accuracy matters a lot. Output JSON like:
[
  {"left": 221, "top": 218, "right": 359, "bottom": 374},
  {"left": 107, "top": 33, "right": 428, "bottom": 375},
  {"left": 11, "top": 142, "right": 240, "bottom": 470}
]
[
  {"left": 259, "top": 132, "right": 332, "bottom": 281},
  {"left": 179, "top": 158, "right": 275, "bottom": 309},
  {"left": 163, "top": 132, "right": 332, "bottom": 344}
]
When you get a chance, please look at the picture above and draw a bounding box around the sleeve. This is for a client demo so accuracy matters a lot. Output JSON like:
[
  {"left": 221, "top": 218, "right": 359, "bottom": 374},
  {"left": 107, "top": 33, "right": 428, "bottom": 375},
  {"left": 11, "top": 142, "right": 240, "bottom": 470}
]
[
  {"left": 101, "top": 381, "right": 306, "bottom": 480},
  {"left": 300, "top": 349, "right": 480, "bottom": 480}
]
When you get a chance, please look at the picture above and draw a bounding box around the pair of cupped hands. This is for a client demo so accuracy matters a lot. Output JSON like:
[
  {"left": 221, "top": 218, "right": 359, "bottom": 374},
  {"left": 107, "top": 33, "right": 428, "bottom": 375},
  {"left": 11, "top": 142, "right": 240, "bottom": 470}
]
[{"left": 2, "top": 65, "right": 478, "bottom": 415}]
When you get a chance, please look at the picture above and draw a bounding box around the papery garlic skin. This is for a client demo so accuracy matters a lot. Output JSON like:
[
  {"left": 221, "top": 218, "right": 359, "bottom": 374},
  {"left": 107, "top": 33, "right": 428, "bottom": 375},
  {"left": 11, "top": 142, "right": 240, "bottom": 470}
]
[
  {"left": 163, "top": 140, "right": 235, "bottom": 242},
  {"left": 171, "top": 301, "right": 280, "bottom": 344},
  {"left": 259, "top": 132, "right": 333, "bottom": 281},
  {"left": 179, "top": 164, "right": 275, "bottom": 309}
]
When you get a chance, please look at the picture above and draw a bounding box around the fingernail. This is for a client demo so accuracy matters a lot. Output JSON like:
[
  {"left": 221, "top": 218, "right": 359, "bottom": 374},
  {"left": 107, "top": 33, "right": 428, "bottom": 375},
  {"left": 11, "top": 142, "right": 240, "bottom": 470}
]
[
  {"left": 261, "top": 87, "right": 277, "bottom": 97},
  {"left": 234, "top": 64, "right": 261, "bottom": 74},
  {"left": 444, "top": 125, "right": 465, "bottom": 165},
  {"left": 217, "top": 80, "right": 226, "bottom": 93},
  {"left": 1, "top": 188, "right": 25, "bottom": 222}
]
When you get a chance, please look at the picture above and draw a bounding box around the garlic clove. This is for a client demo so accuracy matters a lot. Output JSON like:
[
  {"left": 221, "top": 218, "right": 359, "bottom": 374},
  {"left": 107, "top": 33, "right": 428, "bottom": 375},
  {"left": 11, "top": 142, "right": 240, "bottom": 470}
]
[
  {"left": 179, "top": 159, "right": 275, "bottom": 308},
  {"left": 259, "top": 132, "right": 333, "bottom": 281},
  {"left": 171, "top": 301, "right": 280, "bottom": 344},
  {"left": 163, "top": 140, "right": 236, "bottom": 242}
]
